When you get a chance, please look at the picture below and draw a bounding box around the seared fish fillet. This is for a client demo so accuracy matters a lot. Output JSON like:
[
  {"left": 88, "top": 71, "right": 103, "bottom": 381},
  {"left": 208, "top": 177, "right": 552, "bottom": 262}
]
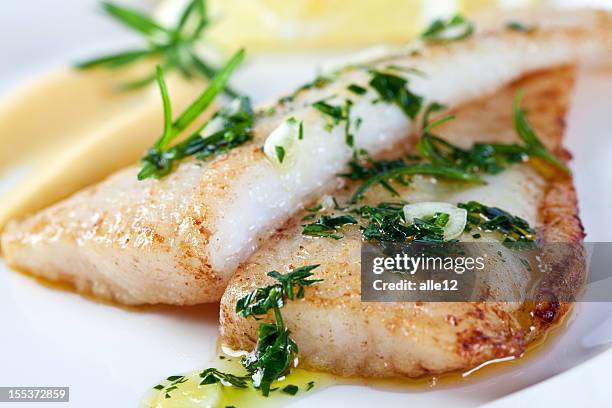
[
  {"left": 2, "top": 10, "right": 606, "bottom": 305},
  {"left": 220, "top": 67, "right": 585, "bottom": 377}
]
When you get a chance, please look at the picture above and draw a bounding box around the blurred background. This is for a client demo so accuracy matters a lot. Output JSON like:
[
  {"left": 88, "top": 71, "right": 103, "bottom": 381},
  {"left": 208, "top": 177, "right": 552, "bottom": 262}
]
[{"left": 2, "top": 0, "right": 611, "bottom": 94}]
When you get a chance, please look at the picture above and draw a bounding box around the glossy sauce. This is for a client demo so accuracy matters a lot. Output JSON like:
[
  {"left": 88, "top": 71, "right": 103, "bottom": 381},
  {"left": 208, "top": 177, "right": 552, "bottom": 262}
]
[{"left": 142, "top": 311, "right": 570, "bottom": 408}]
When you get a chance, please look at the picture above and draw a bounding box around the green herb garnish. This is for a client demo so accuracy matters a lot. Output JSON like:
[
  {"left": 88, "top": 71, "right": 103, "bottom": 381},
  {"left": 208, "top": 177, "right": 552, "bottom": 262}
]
[
  {"left": 458, "top": 201, "right": 537, "bottom": 242},
  {"left": 77, "top": 0, "right": 239, "bottom": 95},
  {"left": 282, "top": 385, "right": 299, "bottom": 395},
  {"left": 312, "top": 100, "right": 343, "bottom": 122},
  {"left": 512, "top": 90, "right": 570, "bottom": 174},
  {"left": 302, "top": 215, "right": 358, "bottom": 239},
  {"left": 154, "top": 267, "right": 322, "bottom": 398},
  {"left": 342, "top": 149, "right": 414, "bottom": 197},
  {"left": 351, "top": 163, "right": 481, "bottom": 203},
  {"left": 417, "top": 132, "right": 525, "bottom": 175},
  {"left": 236, "top": 265, "right": 321, "bottom": 318},
  {"left": 237, "top": 266, "right": 322, "bottom": 396},
  {"left": 348, "top": 84, "right": 367, "bottom": 95},
  {"left": 357, "top": 202, "right": 448, "bottom": 242},
  {"left": 312, "top": 98, "right": 355, "bottom": 146},
  {"left": 156, "top": 375, "right": 188, "bottom": 399},
  {"left": 506, "top": 21, "right": 536, "bottom": 33},
  {"left": 369, "top": 70, "right": 423, "bottom": 119},
  {"left": 306, "top": 381, "right": 315, "bottom": 391},
  {"left": 199, "top": 368, "right": 248, "bottom": 388},
  {"left": 415, "top": 94, "right": 570, "bottom": 178},
  {"left": 241, "top": 321, "right": 297, "bottom": 397},
  {"left": 275, "top": 146, "right": 286, "bottom": 163},
  {"left": 420, "top": 14, "right": 475, "bottom": 44},
  {"left": 137, "top": 50, "right": 250, "bottom": 180},
  {"left": 279, "top": 75, "right": 334, "bottom": 105}
]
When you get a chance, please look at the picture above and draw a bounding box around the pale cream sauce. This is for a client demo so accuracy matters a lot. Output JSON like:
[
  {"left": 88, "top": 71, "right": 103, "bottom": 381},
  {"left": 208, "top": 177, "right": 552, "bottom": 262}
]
[{"left": 0, "top": 65, "right": 210, "bottom": 231}]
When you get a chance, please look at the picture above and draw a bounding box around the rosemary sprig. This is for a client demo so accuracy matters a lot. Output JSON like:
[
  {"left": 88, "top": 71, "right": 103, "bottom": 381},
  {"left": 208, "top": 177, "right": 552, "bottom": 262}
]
[
  {"left": 512, "top": 90, "right": 570, "bottom": 174},
  {"left": 138, "top": 49, "right": 247, "bottom": 180},
  {"left": 77, "top": 0, "right": 239, "bottom": 96},
  {"left": 416, "top": 93, "right": 570, "bottom": 179},
  {"left": 350, "top": 163, "right": 481, "bottom": 203}
]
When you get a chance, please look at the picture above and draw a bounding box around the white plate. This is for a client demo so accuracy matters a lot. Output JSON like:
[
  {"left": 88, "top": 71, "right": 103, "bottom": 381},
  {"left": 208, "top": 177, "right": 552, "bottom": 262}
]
[{"left": 2, "top": 1, "right": 612, "bottom": 407}]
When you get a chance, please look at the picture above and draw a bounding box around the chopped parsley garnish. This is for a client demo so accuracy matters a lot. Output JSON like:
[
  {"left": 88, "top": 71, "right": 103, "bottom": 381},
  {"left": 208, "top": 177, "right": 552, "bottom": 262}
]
[
  {"left": 342, "top": 149, "right": 415, "bottom": 197},
  {"left": 357, "top": 202, "right": 449, "bottom": 242},
  {"left": 279, "top": 75, "right": 334, "bottom": 104},
  {"left": 236, "top": 265, "right": 322, "bottom": 396},
  {"left": 241, "top": 321, "right": 297, "bottom": 397},
  {"left": 306, "top": 381, "right": 315, "bottom": 391},
  {"left": 302, "top": 215, "right": 358, "bottom": 239},
  {"left": 458, "top": 201, "right": 536, "bottom": 242},
  {"left": 155, "top": 375, "right": 188, "bottom": 399},
  {"left": 199, "top": 368, "right": 248, "bottom": 388},
  {"left": 77, "top": 0, "right": 239, "bottom": 95},
  {"left": 282, "top": 385, "right": 299, "bottom": 395},
  {"left": 420, "top": 14, "right": 475, "bottom": 44},
  {"left": 312, "top": 98, "right": 355, "bottom": 146},
  {"left": 343, "top": 133, "right": 481, "bottom": 204},
  {"left": 506, "top": 21, "right": 536, "bottom": 33},
  {"left": 236, "top": 265, "right": 322, "bottom": 318},
  {"left": 137, "top": 50, "right": 251, "bottom": 180},
  {"left": 312, "top": 100, "right": 344, "bottom": 122},
  {"left": 153, "top": 266, "right": 322, "bottom": 399},
  {"left": 369, "top": 70, "right": 423, "bottom": 119},
  {"left": 347, "top": 84, "right": 367, "bottom": 95},
  {"left": 275, "top": 146, "right": 286, "bottom": 163}
]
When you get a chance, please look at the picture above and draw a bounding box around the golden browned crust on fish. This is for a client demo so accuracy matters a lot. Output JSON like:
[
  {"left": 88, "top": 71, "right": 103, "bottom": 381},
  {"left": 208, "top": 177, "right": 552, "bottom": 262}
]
[{"left": 220, "top": 66, "right": 585, "bottom": 378}]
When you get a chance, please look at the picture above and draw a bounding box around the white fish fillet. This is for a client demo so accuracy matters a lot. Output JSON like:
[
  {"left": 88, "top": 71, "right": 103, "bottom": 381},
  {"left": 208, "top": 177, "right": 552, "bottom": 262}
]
[
  {"left": 2, "top": 10, "right": 608, "bottom": 305},
  {"left": 220, "top": 67, "right": 585, "bottom": 377}
]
